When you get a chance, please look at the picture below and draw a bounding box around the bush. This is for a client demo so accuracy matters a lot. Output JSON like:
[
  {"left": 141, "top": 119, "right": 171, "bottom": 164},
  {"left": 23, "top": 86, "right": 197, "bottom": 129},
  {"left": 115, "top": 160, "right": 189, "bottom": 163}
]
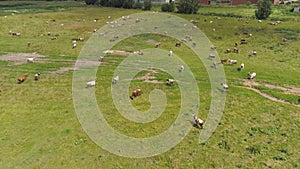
[
  {"left": 133, "top": 2, "right": 143, "bottom": 9},
  {"left": 99, "top": 0, "right": 109, "bottom": 6},
  {"left": 143, "top": 0, "right": 152, "bottom": 10},
  {"left": 85, "top": 0, "right": 97, "bottom": 5},
  {"left": 161, "top": 2, "right": 175, "bottom": 12},
  {"left": 122, "top": 0, "right": 134, "bottom": 9},
  {"left": 176, "top": 0, "right": 199, "bottom": 14},
  {"left": 255, "top": 0, "right": 272, "bottom": 19},
  {"left": 108, "top": 0, "right": 123, "bottom": 8}
]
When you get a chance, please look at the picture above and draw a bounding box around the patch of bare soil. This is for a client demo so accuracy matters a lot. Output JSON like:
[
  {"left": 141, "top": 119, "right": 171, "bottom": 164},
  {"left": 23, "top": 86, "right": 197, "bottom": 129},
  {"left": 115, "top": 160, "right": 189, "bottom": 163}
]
[
  {"left": 145, "top": 39, "right": 156, "bottom": 45},
  {"left": 242, "top": 86, "right": 300, "bottom": 108},
  {"left": 0, "top": 52, "right": 45, "bottom": 66},
  {"left": 243, "top": 80, "right": 300, "bottom": 95},
  {"left": 242, "top": 80, "right": 300, "bottom": 108},
  {"left": 104, "top": 50, "right": 133, "bottom": 56},
  {"left": 133, "top": 69, "right": 164, "bottom": 84}
]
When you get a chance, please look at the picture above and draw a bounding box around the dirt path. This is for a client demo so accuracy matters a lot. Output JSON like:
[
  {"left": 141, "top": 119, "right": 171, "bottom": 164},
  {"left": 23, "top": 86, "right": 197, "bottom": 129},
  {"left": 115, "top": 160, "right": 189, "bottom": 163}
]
[
  {"left": 0, "top": 52, "right": 45, "bottom": 66},
  {"left": 243, "top": 80, "right": 300, "bottom": 95},
  {"left": 241, "top": 80, "right": 300, "bottom": 108}
]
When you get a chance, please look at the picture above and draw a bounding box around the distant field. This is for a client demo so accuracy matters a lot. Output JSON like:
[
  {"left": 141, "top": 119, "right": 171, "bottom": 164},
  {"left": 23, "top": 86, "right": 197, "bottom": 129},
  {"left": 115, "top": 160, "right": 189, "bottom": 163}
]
[{"left": 0, "top": 1, "right": 299, "bottom": 169}]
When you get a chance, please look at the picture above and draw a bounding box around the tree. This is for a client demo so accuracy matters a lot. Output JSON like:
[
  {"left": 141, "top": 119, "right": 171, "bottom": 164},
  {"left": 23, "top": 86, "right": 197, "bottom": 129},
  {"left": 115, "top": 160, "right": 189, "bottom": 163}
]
[
  {"left": 108, "top": 0, "right": 123, "bottom": 8},
  {"left": 161, "top": 2, "right": 175, "bottom": 12},
  {"left": 143, "top": 0, "right": 152, "bottom": 10},
  {"left": 122, "top": 0, "right": 134, "bottom": 9},
  {"left": 99, "top": 0, "right": 109, "bottom": 6},
  {"left": 255, "top": 0, "right": 272, "bottom": 19},
  {"left": 176, "top": 0, "right": 199, "bottom": 14},
  {"left": 85, "top": 0, "right": 97, "bottom": 5}
]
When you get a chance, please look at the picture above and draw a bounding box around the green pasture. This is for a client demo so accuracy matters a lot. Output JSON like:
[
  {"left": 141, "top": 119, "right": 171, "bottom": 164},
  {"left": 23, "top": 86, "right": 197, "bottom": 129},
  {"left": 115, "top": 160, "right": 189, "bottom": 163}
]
[{"left": 0, "top": 1, "right": 299, "bottom": 168}]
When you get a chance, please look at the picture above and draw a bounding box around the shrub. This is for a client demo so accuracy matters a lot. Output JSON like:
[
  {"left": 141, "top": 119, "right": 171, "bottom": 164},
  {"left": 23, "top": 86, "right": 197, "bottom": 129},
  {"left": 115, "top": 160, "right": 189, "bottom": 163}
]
[
  {"left": 133, "top": 2, "right": 143, "bottom": 9},
  {"left": 143, "top": 0, "right": 152, "bottom": 10},
  {"left": 255, "top": 0, "right": 272, "bottom": 19},
  {"left": 122, "top": 0, "right": 134, "bottom": 9},
  {"left": 177, "top": 0, "right": 199, "bottom": 14},
  {"left": 85, "top": 0, "right": 97, "bottom": 5},
  {"left": 161, "top": 2, "right": 175, "bottom": 12},
  {"left": 99, "top": 0, "right": 109, "bottom": 6},
  {"left": 108, "top": 0, "right": 123, "bottom": 8}
]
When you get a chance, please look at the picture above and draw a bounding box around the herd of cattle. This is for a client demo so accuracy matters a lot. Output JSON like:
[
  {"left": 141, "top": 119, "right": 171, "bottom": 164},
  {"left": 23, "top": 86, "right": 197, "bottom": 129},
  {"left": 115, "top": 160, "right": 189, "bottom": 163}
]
[{"left": 12, "top": 14, "right": 269, "bottom": 130}]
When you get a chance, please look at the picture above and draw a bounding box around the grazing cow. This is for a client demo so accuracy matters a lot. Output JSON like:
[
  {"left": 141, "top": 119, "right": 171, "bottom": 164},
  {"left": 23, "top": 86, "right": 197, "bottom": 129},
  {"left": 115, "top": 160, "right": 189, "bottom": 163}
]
[
  {"left": 179, "top": 65, "right": 185, "bottom": 72},
  {"left": 155, "top": 42, "right": 161, "bottom": 48},
  {"left": 220, "top": 83, "right": 228, "bottom": 91},
  {"left": 233, "top": 47, "right": 239, "bottom": 53},
  {"left": 193, "top": 113, "right": 204, "bottom": 129},
  {"left": 86, "top": 80, "right": 96, "bottom": 88},
  {"left": 34, "top": 73, "right": 41, "bottom": 80},
  {"left": 228, "top": 59, "right": 237, "bottom": 65},
  {"left": 27, "top": 58, "right": 35, "bottom": 63},
  {"left": 130, "top": 89, "right": 142, "bottom": 100},
  {"left": 212, "top": 61, "right": 217, "bottom": 69},
  {"left": 18, "top": 75, "right": 28, "bottom": 84},
  {"left": 240, "top": 63, "right": 245, "bottom": 70},
  {"left": 210, "top": 45, "right": 217, "bottom": 50},
  {"left": 72, "top": 43, "right": 77, "bottom": 49},
  {"left": 99, "top": 56, "right": 104, "bottom": 62},
  {"left": 220, "top": 58, "right": 228, "bottom": 64},
  {"left": 27, "top": 42, "right": 31, "bottom": 47},
  {"left": 208, "top": 54, "right": 216, "bottom": 59},
  {"left": 175, "top": 42, "right": 182, "bottom": 47},
  {"left": 251, "top": 50, "right": 257, "bottom": 56},
  {"left": 112, "top": 75, "right": 119, "bottom": 84},
  {"left": 166, "top": 78, "right": 175, "bottom": 86},
  {"left": 240, "top": 39, "right": 247, "bottom": 44},
  {"left": 78, "top": 37, "right": 84, "bottom": 41},
  {"left": 282, "top": 38, "right": 288, "bottom": 42},
  {"left": 248, "top": 72, "right": 256, "bottom": 79},
  {"left": 234, "top": 42, "right": 238, "bottom": 47},
  {"left": 169, "top": 50, "right": 173, "bottom": 57},
  {"left": 51, "top": 36, "right": 57, "bottom": 40},
  {"left": 225, "top": 48, "right": 231, "bottom": 53}
]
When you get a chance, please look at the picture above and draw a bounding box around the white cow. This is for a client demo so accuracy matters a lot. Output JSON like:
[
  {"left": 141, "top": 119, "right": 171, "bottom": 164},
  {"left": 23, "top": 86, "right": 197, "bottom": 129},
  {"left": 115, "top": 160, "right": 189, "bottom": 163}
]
[
  {"left": 169, "top": 50, "right": 173, "bottom": 57},
  {"left": 240, "top": 63, "right": 245, "bottom": 70},
  {"left": 193, "top": 113, "right": 204, "bottom": 129},
  {"left": 86, "top": 80, "right": 96, "bottom": 88},
  {"left": 248, "top": 72, "right": 256, "bottom": 79},
  {"left": 179, "top": 65, "right": 184, "bottom": 72},
  {"left": 27, "top": 58, "right": 35, "bottom": 63},
  {"left": 221, "top": 83, "right": 228, "bottom": 91},
  {"left": 112, "top": 75, "right": 119, "bottom": 84}
]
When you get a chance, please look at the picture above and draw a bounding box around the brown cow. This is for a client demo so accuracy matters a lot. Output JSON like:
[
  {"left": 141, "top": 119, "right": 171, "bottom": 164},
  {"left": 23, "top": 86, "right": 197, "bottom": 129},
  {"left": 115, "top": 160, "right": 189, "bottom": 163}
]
[
  {"left": 175, "top": 42, "right": 182, "bottom": 47},
  {"left": 18, "top": 75, "right": 28, "bottom": 84},
  {"left": 130, "top": 89, "right": 142, "bottom": 100},
  {"left": 220, "top": 58, "right": 228, "bottom": 64},
  {"left": 155, "top": 42, "right": 161, "bottom": 48},
  {"left": 240, "top": 39, "right": 247, "bottom": 44}
]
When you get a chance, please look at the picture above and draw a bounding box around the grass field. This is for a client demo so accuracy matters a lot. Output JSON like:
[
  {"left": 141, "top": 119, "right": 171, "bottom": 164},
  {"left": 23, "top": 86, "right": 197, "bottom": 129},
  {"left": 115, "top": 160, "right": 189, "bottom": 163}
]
[{"left": 0, "top": 1, "right": 299, "bottom": 168}]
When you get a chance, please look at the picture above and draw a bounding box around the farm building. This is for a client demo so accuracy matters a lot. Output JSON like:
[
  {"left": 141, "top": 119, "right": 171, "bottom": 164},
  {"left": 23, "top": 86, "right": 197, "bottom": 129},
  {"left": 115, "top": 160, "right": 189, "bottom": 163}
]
[
  {"left": 136, "top": 0, "right": 174, "bottom": 4},
  {"left": 199, "top": 0, "right": 283, "bottom": 5}
]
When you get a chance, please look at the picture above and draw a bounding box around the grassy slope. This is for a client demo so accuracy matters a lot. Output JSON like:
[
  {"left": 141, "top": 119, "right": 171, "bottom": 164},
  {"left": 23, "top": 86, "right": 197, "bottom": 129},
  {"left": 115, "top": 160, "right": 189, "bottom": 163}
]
[{"left": 0, "top": 2, "right": 299, "bottom": 169}]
